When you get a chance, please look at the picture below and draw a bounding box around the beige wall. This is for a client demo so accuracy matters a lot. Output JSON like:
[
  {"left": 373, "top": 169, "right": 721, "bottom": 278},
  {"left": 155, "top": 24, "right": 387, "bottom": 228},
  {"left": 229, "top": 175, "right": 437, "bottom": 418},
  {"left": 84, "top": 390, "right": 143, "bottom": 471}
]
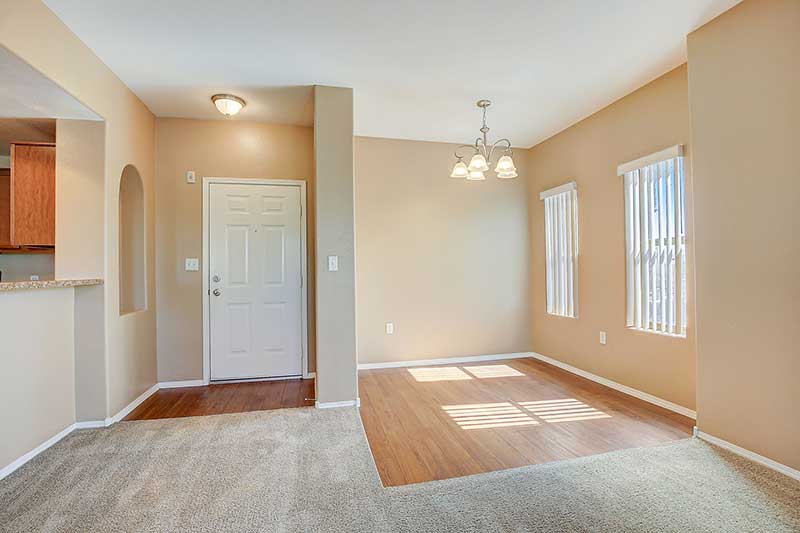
[
  {"left": 0, "top": 288, "right": 75, "bottom": 471},
  {"left": 1, "top": 0, "right": 157, "bottom": 418},
  {"left": 314, "top": 86, "right": 358, "bottom": 403},
  {"left": 527, "top": 65, "right": 696, "bottom": 411},
  {"left": 55, "top": 119, "right": 105, "bottom": 280},
  {"left": 154, "top": 118, "right": 315, "bottom": 380},
  {"left": 74, "top": 284, "right": 106, "bottom": 422},
  {"left": 355, "top": 136, "right": 531, "bottom": 363},
  {"left": 688, "top": 0, "right": 799, "bottom": 470}
]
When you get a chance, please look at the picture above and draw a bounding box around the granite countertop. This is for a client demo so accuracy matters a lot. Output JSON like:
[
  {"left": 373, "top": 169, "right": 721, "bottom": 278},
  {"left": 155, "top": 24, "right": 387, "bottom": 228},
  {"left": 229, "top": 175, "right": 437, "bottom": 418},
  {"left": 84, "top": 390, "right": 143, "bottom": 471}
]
[{"left": 0, "top": 279, "right": 103, "bottom": 292}]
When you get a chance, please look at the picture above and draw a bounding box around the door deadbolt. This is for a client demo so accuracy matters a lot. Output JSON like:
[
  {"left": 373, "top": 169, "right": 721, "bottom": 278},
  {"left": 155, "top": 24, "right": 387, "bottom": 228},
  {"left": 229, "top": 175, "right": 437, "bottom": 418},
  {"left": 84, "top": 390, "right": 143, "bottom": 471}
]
[{"left": 213, "top": 289, "right": 222, "bottom": 297}]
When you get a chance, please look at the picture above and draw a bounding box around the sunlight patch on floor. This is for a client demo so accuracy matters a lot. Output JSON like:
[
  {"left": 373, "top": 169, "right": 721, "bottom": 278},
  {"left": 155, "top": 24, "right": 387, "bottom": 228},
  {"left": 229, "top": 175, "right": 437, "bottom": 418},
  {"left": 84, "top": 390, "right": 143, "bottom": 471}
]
[
  {"left": 442, "top": 402, "right": 539, "bottom": 430},
  {"left": 519, "top": 399, "right": 611, "bottom": 423},
  {"left": 408, "top": 367, "right": 472, "bottom": 382},
  {"left": 463, "top": 365, "right": 525, "bottom": 379}
]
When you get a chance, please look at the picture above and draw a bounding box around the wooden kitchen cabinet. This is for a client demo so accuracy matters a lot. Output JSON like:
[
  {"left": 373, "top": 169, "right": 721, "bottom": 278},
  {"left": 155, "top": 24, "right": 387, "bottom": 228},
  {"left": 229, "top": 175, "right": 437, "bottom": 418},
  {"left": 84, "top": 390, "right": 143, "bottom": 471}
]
[{"left": 0, "top": 142, "right": 55, "bottom": 249}]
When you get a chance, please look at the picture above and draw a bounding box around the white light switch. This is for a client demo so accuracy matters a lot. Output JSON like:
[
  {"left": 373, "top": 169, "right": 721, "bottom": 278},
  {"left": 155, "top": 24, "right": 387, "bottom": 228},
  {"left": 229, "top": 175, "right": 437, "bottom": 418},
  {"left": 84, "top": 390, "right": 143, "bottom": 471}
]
[
  {"left": 599, "top": 331, "right": 607, "bottom": 345},
  {"left": 186, "top": 170, "right": 196, "bottom": 184},
  {"left": 385, "top": 322, "right": 394, "bottom": 335},
  {"left": 185, "top": 257, "right": 199, "bottom": 271},
  {"left": 327, "top": 255, "right": 339, "bottom": 272}
]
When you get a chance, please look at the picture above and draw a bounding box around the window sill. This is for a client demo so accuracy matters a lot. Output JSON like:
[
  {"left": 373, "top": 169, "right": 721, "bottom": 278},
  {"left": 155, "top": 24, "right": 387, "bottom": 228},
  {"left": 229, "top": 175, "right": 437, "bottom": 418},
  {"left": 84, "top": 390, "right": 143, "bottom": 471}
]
[{"left": 627, "top": 327, "right": 686, "bottom": 339}]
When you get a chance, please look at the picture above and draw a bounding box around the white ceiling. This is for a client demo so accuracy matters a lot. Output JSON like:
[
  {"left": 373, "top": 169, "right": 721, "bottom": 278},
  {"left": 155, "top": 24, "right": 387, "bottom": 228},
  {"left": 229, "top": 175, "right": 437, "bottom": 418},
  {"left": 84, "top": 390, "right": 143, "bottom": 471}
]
[
  {"left": 0, "top": 46, "right": 101, "bottom": 120},
  {"left": 43, "top": 0, "right": 739, "bottom": 147}
]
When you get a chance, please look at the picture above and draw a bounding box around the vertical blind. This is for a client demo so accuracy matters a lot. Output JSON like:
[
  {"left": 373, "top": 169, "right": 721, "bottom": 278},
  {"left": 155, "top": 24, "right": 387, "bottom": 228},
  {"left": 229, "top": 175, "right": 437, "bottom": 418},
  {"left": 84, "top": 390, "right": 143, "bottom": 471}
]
[
  {"left": 619, "top": 145, "right": 687, "bottom": 335},
  {"left": 540, "top": 182, "right": 578, "bottom": 318}
]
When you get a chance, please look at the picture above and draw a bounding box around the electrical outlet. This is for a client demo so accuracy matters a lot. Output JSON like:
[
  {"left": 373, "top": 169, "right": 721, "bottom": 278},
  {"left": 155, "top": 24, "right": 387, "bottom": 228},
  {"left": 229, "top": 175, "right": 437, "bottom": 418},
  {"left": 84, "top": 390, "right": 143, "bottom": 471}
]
[
  {"left": 185, "top": 258, "right": 200, "bottom": 271},
  {"left": 186, "top": 170, "right": 196, "bottom": 184},
  {"left": 599, "top": 331, "right": 607, "bottom": 345},
  {"left": 29, "top": 275, "right": 39, "bottom": 281},
  {"left": 385, "top": 322, "right": 394, "bottom": 335},
  {"left": 327, "top": 255, "right": 339, "bottom": 272}
]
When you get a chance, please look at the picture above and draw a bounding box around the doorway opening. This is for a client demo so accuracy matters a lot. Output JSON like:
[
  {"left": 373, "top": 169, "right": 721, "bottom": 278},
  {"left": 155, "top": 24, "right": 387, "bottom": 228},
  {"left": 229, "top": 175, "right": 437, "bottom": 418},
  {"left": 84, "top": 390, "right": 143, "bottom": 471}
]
[{"left": 202, "top": 178, "right": 310, "bottom": 384}]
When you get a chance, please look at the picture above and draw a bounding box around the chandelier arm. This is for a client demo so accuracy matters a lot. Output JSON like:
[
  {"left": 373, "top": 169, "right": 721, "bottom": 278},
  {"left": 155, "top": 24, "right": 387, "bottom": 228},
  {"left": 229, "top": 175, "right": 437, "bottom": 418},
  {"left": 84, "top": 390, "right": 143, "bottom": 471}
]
[
  {"left": 488, "top": 138, "right": 513, "bottom": 163},
  {"left": 475, "top": 137, "right": 489, "bottom": 158},
  {"left": 454, "top": 144, "right": 479, "bottom": 161}
]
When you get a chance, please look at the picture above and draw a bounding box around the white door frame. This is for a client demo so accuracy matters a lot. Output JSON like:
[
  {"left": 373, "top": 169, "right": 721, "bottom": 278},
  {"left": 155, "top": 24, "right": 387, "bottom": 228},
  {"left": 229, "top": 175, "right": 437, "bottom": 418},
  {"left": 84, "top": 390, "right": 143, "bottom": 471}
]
[{"left": 202, "top": 177, "right": 310, "bottom": 384}]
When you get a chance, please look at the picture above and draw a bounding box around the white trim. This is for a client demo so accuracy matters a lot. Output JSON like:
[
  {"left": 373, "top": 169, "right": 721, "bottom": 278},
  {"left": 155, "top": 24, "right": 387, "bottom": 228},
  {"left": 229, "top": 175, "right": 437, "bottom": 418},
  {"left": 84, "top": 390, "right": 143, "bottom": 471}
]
[
  {"left": 530, "top": 352, "right": 696, "bottom": 419},
  {"left": 617, "top": 144, "right": 683, "bottom": 176},
  {"left": 202, "top": 178, "right": 309, "bottom": 385},
  {"left": 358, "top": 352, "right": 534, "bottom": 370},
  {"left": 539, "top": 180, "right": 577, "bottom": 200},
  {"left": 305, "top": 372, "right": 316, "bottom": 379},
  {"left": 0, "top": 424, "right": 75, "bottom": 480},
  {"left": 104, "top": 384, "right": 159, "bottom": 426},
  {"left": 211, "top": 375, "right": 302, "bottom": 385},
  {"left": 315, "top": 398, "right": 361, "bottom": 409},
  {"left": 74, "top": 420, "right": 106, "bottom": 429},
  {"left": 697, "top": 430, "right": 800, "bottom": 481},
  {"left": 158, "top": 379, "right": 205, "bottom": 389}
]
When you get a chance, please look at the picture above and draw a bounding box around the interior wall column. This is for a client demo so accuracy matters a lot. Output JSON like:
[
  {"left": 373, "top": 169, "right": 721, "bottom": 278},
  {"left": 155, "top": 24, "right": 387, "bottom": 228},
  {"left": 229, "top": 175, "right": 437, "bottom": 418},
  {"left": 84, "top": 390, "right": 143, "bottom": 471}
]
[{"left": 313, "top": 85, "right": 358, "bottom": 405}]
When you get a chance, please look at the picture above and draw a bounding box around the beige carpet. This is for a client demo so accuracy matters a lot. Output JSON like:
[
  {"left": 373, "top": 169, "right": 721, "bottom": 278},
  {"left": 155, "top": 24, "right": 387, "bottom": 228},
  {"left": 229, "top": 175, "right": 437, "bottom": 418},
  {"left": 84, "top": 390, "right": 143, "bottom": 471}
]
[{"left": 1, "top": 408, "right": 798, "bottom": 532}]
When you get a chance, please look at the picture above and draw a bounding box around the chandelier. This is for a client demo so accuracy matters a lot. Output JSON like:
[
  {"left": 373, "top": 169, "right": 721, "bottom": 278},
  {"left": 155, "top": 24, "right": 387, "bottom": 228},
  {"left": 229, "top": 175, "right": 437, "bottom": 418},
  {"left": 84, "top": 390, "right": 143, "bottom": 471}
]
[{"left": 450, "top": 99, "right": 517, "bottom": 180}]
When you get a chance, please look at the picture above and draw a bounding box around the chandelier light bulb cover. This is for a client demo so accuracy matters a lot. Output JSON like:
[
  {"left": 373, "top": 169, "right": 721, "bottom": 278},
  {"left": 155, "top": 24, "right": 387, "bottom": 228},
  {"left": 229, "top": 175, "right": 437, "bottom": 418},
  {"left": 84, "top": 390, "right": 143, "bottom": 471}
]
[
  {"left": 450, "top": 99, "right": 517, "bottom": 181},
  {"left": 496, "top": 170, "right": 519, "bottom": 179},
  {"left": 212, "top": 94, "right": 246, "bottom": 117},
  {"left": 468, "top": 153, "right": 490, "bottom": 172},
  {"left": 450, "top": 160, "right": 469, "bottom": 178}
]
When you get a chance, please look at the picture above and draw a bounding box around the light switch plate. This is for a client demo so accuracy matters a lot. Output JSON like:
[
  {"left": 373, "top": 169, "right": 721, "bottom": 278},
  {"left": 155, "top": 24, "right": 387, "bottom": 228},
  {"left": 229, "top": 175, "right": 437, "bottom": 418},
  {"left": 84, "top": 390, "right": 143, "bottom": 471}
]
[
  {"left": 186, "top": 170, "right": 196, "bottom": 184},
  {"left": 599, "top": 331, "right": 607, "bottom": 345},
  {"left": 185, "top": 257, "right": 200, "bottom": 271},
  {"left": 385, "top": 322, "right": 394, "bottom": 335},
  {"left": 29, "top": 275, "right": 39, "bottom": 281},
  {"left": 327, "top": 255, "right": 339, "bottom": 272}
]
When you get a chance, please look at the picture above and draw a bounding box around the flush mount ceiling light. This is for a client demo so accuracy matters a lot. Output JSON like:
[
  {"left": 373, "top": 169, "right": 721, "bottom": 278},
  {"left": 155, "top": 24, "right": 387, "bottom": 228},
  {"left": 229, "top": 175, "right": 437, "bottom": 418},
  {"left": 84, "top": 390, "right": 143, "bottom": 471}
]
[
  {"left": 450, "top": 99, "right": 517, "bottom": 180},
  {"left": 211, "top": 94, "right": 246, "bottom": 117}
]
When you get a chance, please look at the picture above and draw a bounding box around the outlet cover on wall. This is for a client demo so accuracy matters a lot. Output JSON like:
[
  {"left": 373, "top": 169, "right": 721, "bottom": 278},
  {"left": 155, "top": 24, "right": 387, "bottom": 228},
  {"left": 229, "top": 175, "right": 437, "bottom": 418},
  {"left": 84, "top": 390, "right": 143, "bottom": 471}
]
[
  {"left": 185, "top": 258, "right": 200, "bottom": 271},
  {"left": 327, "top": 255, "right": 339, "bottom": 272},
  {"left": 385, "top": 322, "right": 394, "bottom": 335},
  {"left": 186, "top": 170, "right": 196, "bottom": 184},
  {"left": 599, "top": 331, "right": 607, "bottom": 345}
]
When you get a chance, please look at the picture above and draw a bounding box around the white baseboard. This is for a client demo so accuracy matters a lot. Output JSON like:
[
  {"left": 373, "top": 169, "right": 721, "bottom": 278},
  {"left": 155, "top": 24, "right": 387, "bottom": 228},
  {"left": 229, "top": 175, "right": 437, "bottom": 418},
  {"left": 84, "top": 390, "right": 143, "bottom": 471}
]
[
  {"left": 104, "top": 384, "right": 160, "bottom": 426},
  {"left": 304, "top": 372, "right": 316, "bottom": 379},
  {"left": 158, "top": 379, "right": 205, "bottom": 389},
  {"left": 0, "top": 423, "right": 75, "bottom": 480},
  {"left": 358, "top": 352, "right": 533, "bottom": 370},
  {"left": 74, "top": 420, "right": 106, "bottom": 429},
  {"left": 530, "top": 352, "right": 696, "bottom": 420},
  {"left": 316, "top": 398, "right": 361, "bottom": 409},
  {"left": 697, "top": 430, "right": 800, "bottom": 481}
]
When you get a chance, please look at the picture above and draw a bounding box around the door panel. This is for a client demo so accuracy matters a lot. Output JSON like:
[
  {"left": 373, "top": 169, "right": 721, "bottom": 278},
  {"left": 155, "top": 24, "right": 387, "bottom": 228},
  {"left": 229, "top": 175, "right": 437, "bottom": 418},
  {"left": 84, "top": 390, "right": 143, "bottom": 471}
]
[{"left": 209, "top": 183, "right": 303, "bottom": 380}]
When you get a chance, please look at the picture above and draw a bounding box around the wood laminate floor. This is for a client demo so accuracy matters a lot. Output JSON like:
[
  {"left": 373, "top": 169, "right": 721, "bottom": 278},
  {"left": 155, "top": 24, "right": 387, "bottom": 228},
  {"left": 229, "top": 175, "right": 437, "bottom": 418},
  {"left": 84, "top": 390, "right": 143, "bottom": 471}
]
[
  {"left": 125, "top": 378, "right": 315, "bottom": 421},
  {"left": 359, "top": 357, "right": 694, "bottom": 486}
]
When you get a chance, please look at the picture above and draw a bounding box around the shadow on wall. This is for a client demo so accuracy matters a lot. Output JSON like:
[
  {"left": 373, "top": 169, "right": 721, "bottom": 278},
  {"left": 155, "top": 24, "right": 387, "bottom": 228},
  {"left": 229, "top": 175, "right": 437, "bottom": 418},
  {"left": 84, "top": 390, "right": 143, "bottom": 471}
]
[{"left": 119, "top": 164, "right": 146, "bottom": 315}]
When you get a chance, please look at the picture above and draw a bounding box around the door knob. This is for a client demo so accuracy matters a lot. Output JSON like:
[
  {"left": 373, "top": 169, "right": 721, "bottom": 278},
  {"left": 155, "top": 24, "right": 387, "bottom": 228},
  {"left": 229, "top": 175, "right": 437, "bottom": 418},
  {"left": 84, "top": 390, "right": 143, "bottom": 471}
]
[
  {"left": 213, "top": 288, "right": 222, "bottom": 297},
  {"left": 212, "top": 274, "right": 221, "bottom": 282}
]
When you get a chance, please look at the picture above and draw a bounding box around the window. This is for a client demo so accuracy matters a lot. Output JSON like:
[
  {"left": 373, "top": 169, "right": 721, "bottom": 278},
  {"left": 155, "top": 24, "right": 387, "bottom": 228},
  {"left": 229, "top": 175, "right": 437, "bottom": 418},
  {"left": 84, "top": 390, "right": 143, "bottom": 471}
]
[
  {"left": 540, "top": 181, "right": 578, "bottom": 318},
  {"left": 618, "top": 145, "right": 686, "bottom": 336}
]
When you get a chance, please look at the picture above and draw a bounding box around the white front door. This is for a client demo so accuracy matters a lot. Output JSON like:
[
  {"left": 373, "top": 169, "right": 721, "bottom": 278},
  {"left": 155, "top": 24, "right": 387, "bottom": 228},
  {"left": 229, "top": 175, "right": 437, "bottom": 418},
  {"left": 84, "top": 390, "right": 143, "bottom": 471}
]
[{"left": 209, "top": 182, "right": 303, "bottom": 380}]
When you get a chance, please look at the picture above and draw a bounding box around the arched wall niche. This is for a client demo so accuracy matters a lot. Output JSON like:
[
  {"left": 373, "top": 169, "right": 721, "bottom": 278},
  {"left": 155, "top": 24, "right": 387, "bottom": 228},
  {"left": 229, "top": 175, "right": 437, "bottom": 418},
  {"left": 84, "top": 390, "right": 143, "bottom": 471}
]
[{"left": 119, "top": 164, "right": 146, "bottom": 315}]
